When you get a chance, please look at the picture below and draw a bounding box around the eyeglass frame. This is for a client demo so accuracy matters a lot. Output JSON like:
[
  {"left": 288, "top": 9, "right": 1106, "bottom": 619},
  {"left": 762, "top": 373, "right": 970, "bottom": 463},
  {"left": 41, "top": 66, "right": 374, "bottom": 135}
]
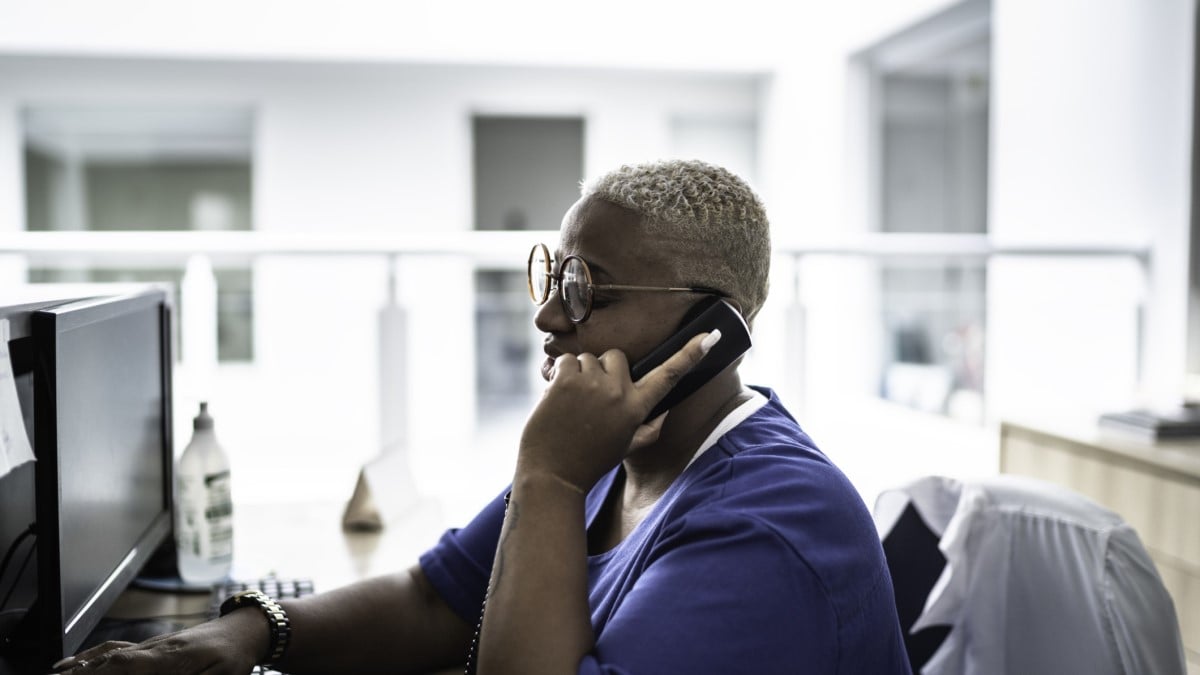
[{"left": 526, "top": 242, "right": 729, "bottom": 324}]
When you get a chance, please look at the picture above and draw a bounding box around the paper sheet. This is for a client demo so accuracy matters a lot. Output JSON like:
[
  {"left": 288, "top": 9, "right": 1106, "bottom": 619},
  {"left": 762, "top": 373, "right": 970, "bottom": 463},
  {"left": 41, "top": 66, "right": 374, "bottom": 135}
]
[{"left": 0, "top": 319, "right": 35, "bottom": 478}]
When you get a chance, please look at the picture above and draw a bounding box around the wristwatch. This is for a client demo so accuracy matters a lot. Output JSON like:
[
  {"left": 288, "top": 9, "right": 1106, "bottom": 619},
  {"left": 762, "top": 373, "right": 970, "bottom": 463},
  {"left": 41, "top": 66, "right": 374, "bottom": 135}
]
[{"left": 219, "top": 590, "right": 293, "bottom": 665}]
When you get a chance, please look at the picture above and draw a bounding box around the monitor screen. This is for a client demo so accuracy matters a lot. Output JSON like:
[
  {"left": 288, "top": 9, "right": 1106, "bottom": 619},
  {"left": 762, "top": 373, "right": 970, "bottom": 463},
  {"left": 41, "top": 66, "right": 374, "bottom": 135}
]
[{"left": 0, "top": 289, "right": 173, "bottom": 670}]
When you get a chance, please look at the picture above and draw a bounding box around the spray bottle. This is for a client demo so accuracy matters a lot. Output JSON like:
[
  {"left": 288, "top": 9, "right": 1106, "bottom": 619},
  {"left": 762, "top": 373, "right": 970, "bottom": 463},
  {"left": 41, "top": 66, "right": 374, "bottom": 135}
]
[{"left": 175, "top": 402, "right": 233, "bottom": 584}]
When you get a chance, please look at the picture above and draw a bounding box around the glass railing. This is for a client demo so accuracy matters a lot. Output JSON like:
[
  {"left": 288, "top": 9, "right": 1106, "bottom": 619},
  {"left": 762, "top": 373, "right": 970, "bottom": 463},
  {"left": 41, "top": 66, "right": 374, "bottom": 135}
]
[{"left": 0, "top": 230, "right": 1151, "bottom": 512}]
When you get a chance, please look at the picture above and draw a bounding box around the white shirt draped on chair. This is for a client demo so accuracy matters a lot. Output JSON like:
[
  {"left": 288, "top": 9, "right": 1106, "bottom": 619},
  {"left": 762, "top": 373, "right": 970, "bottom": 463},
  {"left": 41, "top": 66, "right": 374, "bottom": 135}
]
[{"left": 875, "top": 475, "right": 1186, "bottom": 675}]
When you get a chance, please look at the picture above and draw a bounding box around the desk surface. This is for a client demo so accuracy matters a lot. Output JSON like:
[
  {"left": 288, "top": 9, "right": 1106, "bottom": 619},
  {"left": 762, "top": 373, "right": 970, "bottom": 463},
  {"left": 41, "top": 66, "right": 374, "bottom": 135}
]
[
  {"left": 1001, "top": 418, "right": 1200, "bottom": 481},
  {"left": 106, "top": 497, "right": 455, "bottom": 665}
]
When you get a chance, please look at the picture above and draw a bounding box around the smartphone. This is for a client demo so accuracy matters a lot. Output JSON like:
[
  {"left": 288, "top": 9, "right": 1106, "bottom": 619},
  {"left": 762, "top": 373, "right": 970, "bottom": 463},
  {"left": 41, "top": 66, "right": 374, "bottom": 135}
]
[{"left": 629, "top": 296, "right": 752, "bottom": 422}]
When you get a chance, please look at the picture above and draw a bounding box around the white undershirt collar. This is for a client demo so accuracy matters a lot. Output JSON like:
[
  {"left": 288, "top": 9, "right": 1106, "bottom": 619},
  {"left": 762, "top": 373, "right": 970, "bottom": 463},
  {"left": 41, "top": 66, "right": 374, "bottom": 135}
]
[{"left": 683, "top": 388, "right": 769, "bottom": 470}]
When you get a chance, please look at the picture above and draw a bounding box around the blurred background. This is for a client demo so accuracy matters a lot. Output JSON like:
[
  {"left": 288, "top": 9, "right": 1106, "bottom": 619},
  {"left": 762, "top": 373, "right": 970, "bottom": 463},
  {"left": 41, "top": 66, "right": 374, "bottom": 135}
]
[{"left": 0, "top": 0, "right": 1193, "bottom": 526}]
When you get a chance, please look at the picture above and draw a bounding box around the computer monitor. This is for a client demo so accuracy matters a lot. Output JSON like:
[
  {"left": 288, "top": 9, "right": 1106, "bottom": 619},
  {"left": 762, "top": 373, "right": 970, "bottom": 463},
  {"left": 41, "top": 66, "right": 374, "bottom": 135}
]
[{"left": 0, "top": 288, "right": 173, "bottom": 671}]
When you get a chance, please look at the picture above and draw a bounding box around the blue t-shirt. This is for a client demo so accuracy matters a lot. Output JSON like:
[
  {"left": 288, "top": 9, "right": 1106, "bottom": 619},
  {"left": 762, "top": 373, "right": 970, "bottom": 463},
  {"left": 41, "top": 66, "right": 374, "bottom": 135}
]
[{"left": 419, "top": 388, "right": 911, "bottom": 674}]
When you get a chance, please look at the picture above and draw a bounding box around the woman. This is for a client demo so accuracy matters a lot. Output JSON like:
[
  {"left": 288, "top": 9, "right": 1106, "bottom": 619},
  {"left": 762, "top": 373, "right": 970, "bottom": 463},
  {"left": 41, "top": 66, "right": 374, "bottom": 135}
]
[{"left": 57, "top": 160, "right": 910, "bottom": 674}]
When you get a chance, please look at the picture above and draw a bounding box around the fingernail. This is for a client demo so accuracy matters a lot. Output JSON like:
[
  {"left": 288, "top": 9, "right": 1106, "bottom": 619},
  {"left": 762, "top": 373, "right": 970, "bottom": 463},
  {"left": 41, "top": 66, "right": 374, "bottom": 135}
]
[
  {"left": 50, "top": 657, "right": 76, "bottom": 671},
  {"left": 700, "top": 329, "right": 722, "bottom": 355}
]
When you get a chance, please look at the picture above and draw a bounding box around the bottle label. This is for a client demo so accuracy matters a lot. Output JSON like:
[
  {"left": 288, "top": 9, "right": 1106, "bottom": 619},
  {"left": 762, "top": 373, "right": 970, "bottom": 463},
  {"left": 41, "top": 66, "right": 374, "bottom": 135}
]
[{"left": 178, "top": 469, "right": 234, "bottom": 563}]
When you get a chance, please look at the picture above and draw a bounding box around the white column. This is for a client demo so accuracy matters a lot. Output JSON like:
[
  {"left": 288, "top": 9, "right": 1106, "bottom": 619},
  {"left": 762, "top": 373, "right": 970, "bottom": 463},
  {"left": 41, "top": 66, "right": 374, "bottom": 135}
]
[
  {"left": 51, "top": 146, "right": 90, "bottom": 281},
  {"left": 181, "top": 254, "right": 218, "bottom": 400},
  {"left": 379, "top": 255, "right": 408, "bottom": 453},
  {"left": 0, "top": 255, "right": 27, "bottom": 292},
  {"left": 341, "top": 256, "right": 418, "bottom": 529},
  {"left": 0, "top": 102, "right": 28, "bottom": 288},
  {"left": 57, "top": 148, "right": 88, "bottom": 232},
  {"left": 783, "top": 256, "right": 808, "bottom": 415}
]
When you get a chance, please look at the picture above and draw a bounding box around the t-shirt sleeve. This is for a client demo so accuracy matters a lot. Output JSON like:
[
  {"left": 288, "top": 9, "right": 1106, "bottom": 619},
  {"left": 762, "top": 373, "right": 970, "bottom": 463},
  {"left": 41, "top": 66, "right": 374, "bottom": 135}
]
[
  {"left": 418, "top": 487, "right": 509, "bottom": 624},
  {"left": 578, "top": 509, "right": 837, "bottom": 675}
]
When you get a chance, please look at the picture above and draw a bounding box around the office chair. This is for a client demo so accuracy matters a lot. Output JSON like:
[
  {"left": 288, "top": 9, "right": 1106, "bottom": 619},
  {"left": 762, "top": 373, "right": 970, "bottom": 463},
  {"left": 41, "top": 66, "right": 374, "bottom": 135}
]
[{"left": 874, "top": 475, "right": 1186, "bottom": 675}]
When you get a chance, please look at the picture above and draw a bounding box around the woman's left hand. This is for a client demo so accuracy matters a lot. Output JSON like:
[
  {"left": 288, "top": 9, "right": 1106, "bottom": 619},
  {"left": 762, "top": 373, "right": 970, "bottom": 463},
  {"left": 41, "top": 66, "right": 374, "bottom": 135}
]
[{"left": 517, "top": 331, "right": 716, "bottom": 493}]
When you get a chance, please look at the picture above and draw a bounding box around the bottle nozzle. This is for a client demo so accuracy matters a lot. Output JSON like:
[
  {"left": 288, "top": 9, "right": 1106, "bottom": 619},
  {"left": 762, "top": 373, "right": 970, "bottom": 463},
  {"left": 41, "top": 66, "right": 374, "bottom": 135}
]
[{"left": 194, "top": 402, "right": 214, "bottom": 431}]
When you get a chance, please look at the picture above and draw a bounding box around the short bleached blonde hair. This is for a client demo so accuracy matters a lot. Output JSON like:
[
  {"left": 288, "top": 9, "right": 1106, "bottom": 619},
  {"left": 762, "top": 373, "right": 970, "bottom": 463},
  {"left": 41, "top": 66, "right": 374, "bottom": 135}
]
[{"left": 581, "top": 159, "right": 771, "bottom": 324}]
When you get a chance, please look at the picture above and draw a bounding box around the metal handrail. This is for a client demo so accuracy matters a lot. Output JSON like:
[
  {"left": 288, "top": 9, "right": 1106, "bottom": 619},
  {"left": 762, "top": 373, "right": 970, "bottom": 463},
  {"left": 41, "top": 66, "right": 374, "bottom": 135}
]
[{"left": 0, "top": 230, "right": 1153, "bottom": 264}]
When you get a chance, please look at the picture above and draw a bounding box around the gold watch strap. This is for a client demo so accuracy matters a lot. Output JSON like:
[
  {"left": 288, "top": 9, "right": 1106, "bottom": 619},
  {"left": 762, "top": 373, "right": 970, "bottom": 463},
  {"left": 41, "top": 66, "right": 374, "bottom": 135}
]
[{"left": 219, "top": 589, "right": 293, "bottom": 664}]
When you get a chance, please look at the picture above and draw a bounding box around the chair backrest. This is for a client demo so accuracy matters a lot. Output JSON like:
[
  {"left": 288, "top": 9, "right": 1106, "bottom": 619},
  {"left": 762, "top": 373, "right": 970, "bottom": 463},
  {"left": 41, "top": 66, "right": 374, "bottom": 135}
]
[{"left": 874, "top": 475, "right": 1186, "bottom": 675}]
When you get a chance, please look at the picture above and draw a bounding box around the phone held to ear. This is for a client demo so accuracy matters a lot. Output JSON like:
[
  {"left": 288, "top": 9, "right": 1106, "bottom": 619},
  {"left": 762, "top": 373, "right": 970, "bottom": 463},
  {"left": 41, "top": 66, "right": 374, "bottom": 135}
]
[{"left": 629, "top": 297, "right": 752, "bottom": 422}]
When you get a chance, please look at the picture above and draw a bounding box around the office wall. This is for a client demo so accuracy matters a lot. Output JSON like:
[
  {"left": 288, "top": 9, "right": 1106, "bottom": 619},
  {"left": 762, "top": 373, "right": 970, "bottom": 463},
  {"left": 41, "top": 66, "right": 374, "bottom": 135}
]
[
  {"left": 772, "top": 0, "right": 1192, "bottom": 415},
  {"left": 753, "top": 0, "right": 1194, "bottom": 501},
  {"left": 0, "top": 56, "right": 761, "bottom": 504},
  {"left": 987, "top": 0, "right": 1194, "bottom": 419}
]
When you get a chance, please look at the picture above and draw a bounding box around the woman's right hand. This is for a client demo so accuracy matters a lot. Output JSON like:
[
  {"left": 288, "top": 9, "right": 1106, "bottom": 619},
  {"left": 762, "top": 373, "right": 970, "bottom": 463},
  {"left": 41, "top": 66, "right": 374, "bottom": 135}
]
[{"left": 50, "top": 608, "right": 269, "bottom": 675}]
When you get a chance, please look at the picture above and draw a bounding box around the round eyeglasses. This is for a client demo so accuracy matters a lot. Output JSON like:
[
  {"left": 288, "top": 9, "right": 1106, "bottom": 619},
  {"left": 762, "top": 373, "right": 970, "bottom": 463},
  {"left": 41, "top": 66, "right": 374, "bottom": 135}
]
[{"left": 526, "top": 243, "right": 727, "bottom": 323}]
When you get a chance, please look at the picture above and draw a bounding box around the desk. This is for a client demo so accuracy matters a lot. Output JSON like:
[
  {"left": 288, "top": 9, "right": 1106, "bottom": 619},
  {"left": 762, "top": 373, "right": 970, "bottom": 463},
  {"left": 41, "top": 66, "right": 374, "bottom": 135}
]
[
  {"left": 105, "top": 498, "right": 462, "bottom": 674},
  {"left": 1000, "top": 421, "right": 1200, "bottom": 673}
]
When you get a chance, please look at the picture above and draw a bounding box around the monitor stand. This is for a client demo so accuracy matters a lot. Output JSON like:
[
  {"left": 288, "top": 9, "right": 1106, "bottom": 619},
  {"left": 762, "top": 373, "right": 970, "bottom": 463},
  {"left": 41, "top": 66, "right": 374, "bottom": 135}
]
[{"left": 128, "top": 534, "right": 216, "bottom": 594}]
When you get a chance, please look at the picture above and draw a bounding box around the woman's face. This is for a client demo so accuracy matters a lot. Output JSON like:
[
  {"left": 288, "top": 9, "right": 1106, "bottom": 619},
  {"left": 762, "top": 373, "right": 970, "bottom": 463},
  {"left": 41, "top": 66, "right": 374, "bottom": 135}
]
[{"left": 535, "top": 196, "right": 702, "bottom": 381}]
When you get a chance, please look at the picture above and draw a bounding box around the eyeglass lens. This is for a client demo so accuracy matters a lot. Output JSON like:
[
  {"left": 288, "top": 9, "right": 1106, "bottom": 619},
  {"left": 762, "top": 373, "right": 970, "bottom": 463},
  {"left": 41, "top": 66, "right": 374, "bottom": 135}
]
[
  {"left": 527, "top": 245, "right": 593, "bottom": 322},
  {"left": 561, "top": 257, "right": 591, "bottom": 321},
  {"left": 528, "top": 246, "right": 550, "bottom": 304}
]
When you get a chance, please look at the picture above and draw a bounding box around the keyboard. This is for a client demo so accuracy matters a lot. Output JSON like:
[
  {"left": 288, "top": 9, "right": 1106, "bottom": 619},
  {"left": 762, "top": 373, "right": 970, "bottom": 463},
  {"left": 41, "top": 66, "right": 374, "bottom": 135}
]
[{"left": 209, "top": 577, "right": 316, "bottom": 675}]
